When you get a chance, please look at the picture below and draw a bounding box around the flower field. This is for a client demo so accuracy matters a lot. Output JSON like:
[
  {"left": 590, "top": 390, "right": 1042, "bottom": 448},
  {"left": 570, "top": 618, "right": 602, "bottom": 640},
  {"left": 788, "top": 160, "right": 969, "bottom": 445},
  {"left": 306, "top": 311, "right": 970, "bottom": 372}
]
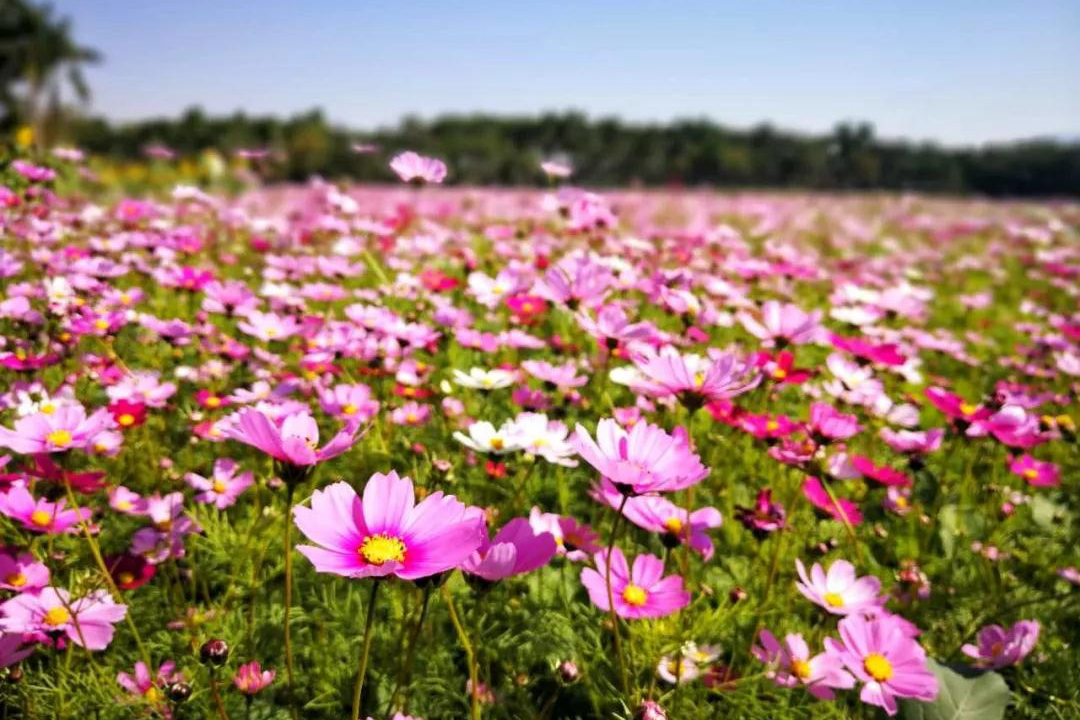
[{"left": 0, "top": 151, "right": 1077, "bottom": 720}]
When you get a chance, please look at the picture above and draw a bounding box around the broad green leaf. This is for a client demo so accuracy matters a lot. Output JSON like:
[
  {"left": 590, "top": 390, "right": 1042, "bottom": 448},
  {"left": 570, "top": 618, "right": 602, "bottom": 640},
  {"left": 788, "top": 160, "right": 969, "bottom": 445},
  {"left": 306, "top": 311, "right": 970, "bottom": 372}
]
[{"left": 900, "top": 659, "right": 1010, "bottom": 720}]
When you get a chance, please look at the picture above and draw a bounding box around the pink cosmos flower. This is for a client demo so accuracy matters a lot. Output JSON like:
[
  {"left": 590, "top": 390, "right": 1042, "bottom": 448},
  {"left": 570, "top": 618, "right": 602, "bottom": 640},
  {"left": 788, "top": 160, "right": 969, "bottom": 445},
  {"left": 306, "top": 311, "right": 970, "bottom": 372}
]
[
  {"left": 631, "top": 346, "right": 760, "bottom": 405},
  {"left": 460, "top": 517, "right": 557, "bottom": 581},
  {"left": 0, "top": 548, "right": 49, "bottom": 591},
  {"left": 293, "top": 472, "right": 484, "bottom": 580},
  {"left": 580, "top": 547, "right": 690, "bottom": 619},
  {"left": 962, "top": 620, "right": 1039, "bottom": 668},
  {"left": 319, "top": 384, "right": 380, "bottom": 422},
  {"left": 390, "top": 402, "right": 431, "bottom": 427},
  {"left": 979, "top": 406, "right": 1046, "bottom": 448},
  {"left": 736, "top": 488, "right": 788, "bottom": 536},
  {"left": 795, "top": 559, "right": 883, "bottom": 615},
  {"left": 528, "top": 508, "right": 602, "bottom": 562},
  {"left": 576, "top": 305, "right": 654, "bottom": 348},
  {"left": 831, "top": 334, "right": 906, "bottom": 366},
  {"left": 850, "top": 456, "right": 912, "bottom": 487},
  {"left": 803, "top": 477, "right": 863, "bottom": 525},
  {"left": 738, "top": 301, "right": 824, "bottom": 347},
  {"left": 536, "top": 257, "right": 614, "bottom": 308},
  {"left": 573, "top": 419, "right": 709, "bottom": 494},
  {"left": 184, "top": 458, "right": 254, "bottom": 508},
  {"left": 592, "top": 479, "right": 723, "bottom": 559},
  {"left": 0, "top": 404, "right": 113, "bottom": 454},
  {"left": 0, "top": 486, "right": 90, "bottom": 533},
  {"left": 0, "top": 586, "right": 127, "bottom": 650},
  {"left": 224, "top": 408, "right": 360, "bottom": 467},
  {"left": 825, "top": 614, "right": 938, "bottom": 716},
  {"left": 1008, "top": 454, "right": 1059, "bottom": 487},
  {"left": 234, "top": 661, "right": 276, "bottom": 694},
  {"left": 753, "top": 630, "right": 855, "bottom": 699},
  {"left": 236, "top": 311, "right": 300, "bottom": 342},
  {"left": 0, "top": 632, "right": 32, "bottom": 668},
  {"left": 807, "top": 402, "right": 861, "bottom": 442},
  {"left": 117, "top": 660, "right": 182, "bottom": 702},
  {"left": 389, "top": 151, "right": 448, "bottom": 184},
  {"left": 924, "top": 387, "right": 989, "bottom": 423},
  {"left": 879, "top": 427, "right": 944, "bottom": 454},
  {"left": 522, "top": 359, "right": 588, "bottom": 389}
]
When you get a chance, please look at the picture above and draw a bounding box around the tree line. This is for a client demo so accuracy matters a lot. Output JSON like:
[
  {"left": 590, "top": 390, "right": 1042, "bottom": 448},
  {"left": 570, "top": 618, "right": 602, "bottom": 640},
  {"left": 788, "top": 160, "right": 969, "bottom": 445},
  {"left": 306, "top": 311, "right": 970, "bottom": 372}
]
[{"left": 69, "top": 109, "right": 1080, "bottom": 197}]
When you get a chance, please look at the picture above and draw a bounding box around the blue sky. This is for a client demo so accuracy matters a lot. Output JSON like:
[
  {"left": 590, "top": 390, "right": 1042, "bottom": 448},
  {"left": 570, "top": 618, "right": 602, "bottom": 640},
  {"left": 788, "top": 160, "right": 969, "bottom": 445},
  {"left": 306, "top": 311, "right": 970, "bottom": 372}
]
[{"left": 52, "top": 0, "right": 1080, "bottom": 146}]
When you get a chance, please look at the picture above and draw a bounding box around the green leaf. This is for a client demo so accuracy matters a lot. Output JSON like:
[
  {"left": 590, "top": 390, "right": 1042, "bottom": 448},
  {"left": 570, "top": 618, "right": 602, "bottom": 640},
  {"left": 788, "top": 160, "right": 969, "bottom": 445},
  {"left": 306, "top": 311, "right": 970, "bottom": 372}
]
[{"left": 901, "top": 659, "right": 1010, "bottom": 720}]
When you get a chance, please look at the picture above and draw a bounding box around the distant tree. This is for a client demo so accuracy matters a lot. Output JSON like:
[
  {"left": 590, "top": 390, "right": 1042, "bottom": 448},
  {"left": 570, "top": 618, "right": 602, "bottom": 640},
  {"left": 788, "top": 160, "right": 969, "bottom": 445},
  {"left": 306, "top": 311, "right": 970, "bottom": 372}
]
[{"left": 0, "top": 0, "right": 100, "bottom": 142}]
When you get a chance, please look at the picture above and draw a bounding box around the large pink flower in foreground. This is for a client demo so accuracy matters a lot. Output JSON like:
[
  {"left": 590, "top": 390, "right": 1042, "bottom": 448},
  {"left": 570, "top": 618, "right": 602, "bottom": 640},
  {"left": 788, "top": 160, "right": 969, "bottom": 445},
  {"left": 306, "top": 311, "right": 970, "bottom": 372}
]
[
  {"left": 224, "top": 408, "right": 360, "bottom": 467},
  {"left": 825, "top": 614, "right": 938, "bottom": 716},
  {"left": 580, "top": 547, "right": 689, "bottom": 619},
  {"left": 293, "top": 472, "right": 484, "bottom": 580},
  {"left": 574, "top": 419, "right": 708, "bottom": 494},
  {"left": 0, "top": 587, "right": 127, "bottom": 651},
  {"left": 0, "top": 404, "right": 113, "bottom": 454}
]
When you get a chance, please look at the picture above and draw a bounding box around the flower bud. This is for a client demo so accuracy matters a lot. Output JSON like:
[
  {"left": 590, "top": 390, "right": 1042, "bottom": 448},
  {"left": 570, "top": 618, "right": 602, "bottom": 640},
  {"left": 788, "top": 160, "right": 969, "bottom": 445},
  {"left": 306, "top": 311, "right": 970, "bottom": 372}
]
[
  {"left": 166, "top": 681, "right": 192, "bottom": 703},
  {"left": 200, "top": 638, "right": 229, "bottom": 666}
]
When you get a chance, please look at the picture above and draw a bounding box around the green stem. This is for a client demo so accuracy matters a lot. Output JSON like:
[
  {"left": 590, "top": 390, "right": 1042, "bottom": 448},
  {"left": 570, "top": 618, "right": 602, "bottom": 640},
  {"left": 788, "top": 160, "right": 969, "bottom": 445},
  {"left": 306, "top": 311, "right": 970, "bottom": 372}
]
[
  {"left": 604, "top": 494, "right": 631, "bottom": 698},
  {"left": 388, "top": 584, "right": 433, "bottom": 714},
  {"left": 61, "top": 478, "right": 151, "bottom": 668},
  {"left": 442, "top": 584, "right": 480, "bottom": 720},
  {"left": 351, "top": 580, "right": 382, "bottom": 720},
  {"left": 283, "top": 483, "right": 298, "bottom": 720}
]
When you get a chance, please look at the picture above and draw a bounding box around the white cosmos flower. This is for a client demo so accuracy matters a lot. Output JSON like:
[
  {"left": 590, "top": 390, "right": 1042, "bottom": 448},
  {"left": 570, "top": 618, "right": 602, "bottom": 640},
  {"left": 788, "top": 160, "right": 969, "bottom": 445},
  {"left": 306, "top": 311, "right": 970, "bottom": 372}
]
[
  {"left": 505, "top": 413, "right": 578, "bottom": 466},
  {"left": 452, "top": 367, "right": 516, "bottom": 390},
  {"left": 453, "top": 421, "right": 518, "bottom": 454}
]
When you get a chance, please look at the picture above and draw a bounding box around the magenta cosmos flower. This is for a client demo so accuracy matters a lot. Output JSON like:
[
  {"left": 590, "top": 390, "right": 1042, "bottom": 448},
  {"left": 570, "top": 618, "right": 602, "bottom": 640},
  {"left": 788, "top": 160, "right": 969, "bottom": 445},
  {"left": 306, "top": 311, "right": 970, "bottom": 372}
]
[
  {"left": 0, "top": 404, "right": 113, "bottom": 454},
  {"left": 795, "top": 559, "right": 883, "bottom": 616},
  {"left": 753, "top": 629, "right": 854, "bottom": 699},
  {"left": 807, "top": 403, "right": 861, "bottom": 442},
  {"left": 224, "top": 408, "right": 360, "bottom": 467},
  {"left": 460, "top": 517, "right": 557, "bottom": 581},
  {"left": 0, "top": 486, "right": 90, "bottom": 534},
  {"left": 117, "top": 660, "right": 182, "bottom": 703},
  {"left": 825, "top": 614, "right": 938, "bottom": 716},
  {"left": 389, "top": 151, "right": 448, "bottom": 184},
  {"left": 0, "top": 587, "right": 127, "bottom": 650},
  {"left": 962, "top": 619, "right": 1039, "bottom": 668},
  {"left": 573, "top": 419, "right": 708, "bottom": 494},
  {"left": 1008, "top": 454, "right": 1059, "bottom": 487},
  {"left": 293, "top": 472, "right": 484, "bottom": 580},
  {"left": 580, "top": 547, "right": 690, "bottom": 619},
  {"left": 234, "top": 661, "right": 276, "bottom": 694},
  {"left": 592, "top": 478, "right": 723, "bottom": 559}
]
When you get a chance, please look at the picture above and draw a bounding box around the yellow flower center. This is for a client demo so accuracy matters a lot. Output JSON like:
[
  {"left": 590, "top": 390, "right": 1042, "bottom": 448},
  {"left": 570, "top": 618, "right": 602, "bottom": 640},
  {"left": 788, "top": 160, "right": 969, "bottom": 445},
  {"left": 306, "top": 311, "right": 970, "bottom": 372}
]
[
  {"left": 342, "top": 403, "right": 358, "bottom": 416},
  {"left": 406, "top": 413, "right": 418, "bottom": 424},
  {"left": 863, "top": 653, "right": 893, "bottom": 682},
  {"left": 120, "top": 293, "right": 132, "bottom": 305},
  {"left": 30, "top": 510, "right": 52, "bottom": 527},
  {"left": 213, "top": 480, "right": 227, "bottom": 493},
  {"left": 772, "top": 368, "right": 788, "bottom": 380},
  {"left": 94, "top": 319, "right": 110, "bottom": 331},
  {"left": 205, "top": 396, "right": 221, "bottom": 408},
  {"left": 116, "top": 500, "right": 133, "bottom": 511},
  {"left": 959, "top": 402, "right": 976, "bottom": 416},
  {"left": 622, "top": 584, "right": 648, "bottom": 606},
  {"left": 144, "top": 686, "right": 160, "bottom": 702},
  {"left": 823, "top": 592, "right": 845, "bottom": 608},
  {"left": 118, "top": 413, "right": 136, "bottom": 427},
  {"left": 693, "top": 372, "right": 705, "bottom": 388},
  {"left": 264, "top": 328, "right": 278, "bottom": 338},
  {"left": 41, "top": 402, "right": 56, "bottom": 415},
  {"left": 46, "top": 430, "right": 72, "bottom": 448},
  {"left": 490, "top": 437, "right": 504, "bottom": 450},
  {"left": 894, "top": 496, "right": 908, "bottom": 508},
  {"left": 1023, "top": 468, "right": 1038, "bottom": 480},
  {"left": 43, "top": 606, "right": 70, "bottom": 626},
  {"left": 663, "top": 517, "right": 683, "bottom": 534},
  {"left": 118, "top": 572, "right": 135, "bottom": 585},
  {"left": 791, "top": 658, "right": 812, "bottom": 680},
  {"left": 359, "top": 534, "right": 406, "bottom": 565},
  {"left": 766, "top": 419, "right": 779, "bottom": 431},
  {"left": 5, "top": 573, "right": 27, "bottom": 587}
]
